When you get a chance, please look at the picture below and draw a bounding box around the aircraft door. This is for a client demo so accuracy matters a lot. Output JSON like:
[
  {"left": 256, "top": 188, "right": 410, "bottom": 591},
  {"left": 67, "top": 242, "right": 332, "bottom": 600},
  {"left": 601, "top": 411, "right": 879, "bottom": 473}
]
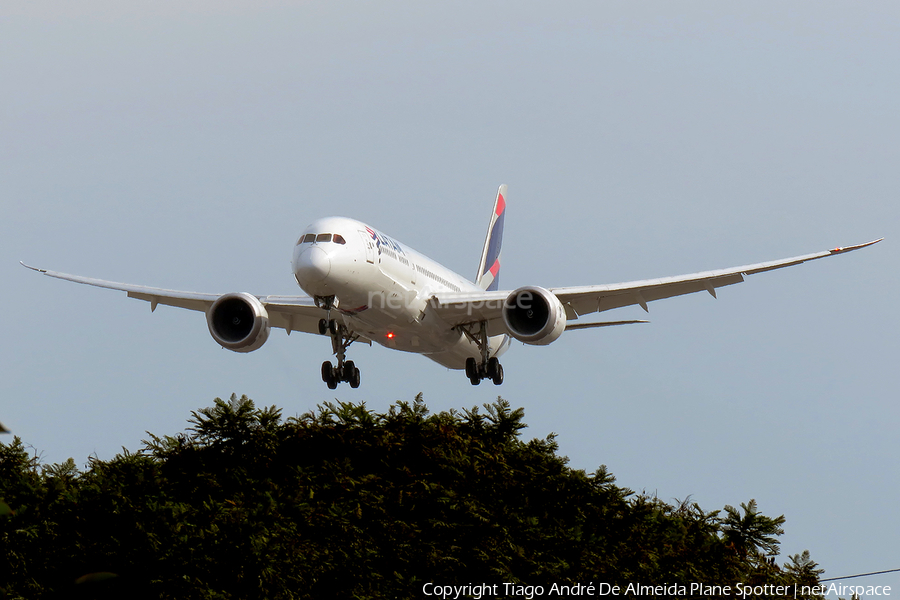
[{"left": 358, "top": 231, "right": 376, "bottom": 264}]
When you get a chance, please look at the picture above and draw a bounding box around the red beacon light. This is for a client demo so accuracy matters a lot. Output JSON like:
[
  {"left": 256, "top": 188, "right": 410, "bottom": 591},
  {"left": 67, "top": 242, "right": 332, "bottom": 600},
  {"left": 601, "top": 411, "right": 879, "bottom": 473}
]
[{"left": 386, "top": 332, "right": 395, "bottom": 339}]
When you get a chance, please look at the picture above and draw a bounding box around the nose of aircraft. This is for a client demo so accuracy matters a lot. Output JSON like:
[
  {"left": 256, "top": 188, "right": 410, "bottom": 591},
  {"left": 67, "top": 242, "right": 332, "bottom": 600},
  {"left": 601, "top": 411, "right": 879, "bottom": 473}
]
[{"left": 294, "top": 246, "right": 331, "bottom": 284}]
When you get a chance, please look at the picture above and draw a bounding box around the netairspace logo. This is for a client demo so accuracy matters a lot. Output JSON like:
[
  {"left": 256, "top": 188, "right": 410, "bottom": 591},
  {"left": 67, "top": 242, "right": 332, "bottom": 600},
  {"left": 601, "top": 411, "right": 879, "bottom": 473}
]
[{"left": 421, "top": 581, "right": 893, "bottom": 599}]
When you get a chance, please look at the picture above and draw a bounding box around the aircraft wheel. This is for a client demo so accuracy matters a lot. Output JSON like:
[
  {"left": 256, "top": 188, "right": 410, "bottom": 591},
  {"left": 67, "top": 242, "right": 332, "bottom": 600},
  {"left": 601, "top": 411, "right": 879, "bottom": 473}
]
[
  {"left": 486, "top": 357, "right": 500, "bottom": 379},
  {"left": 349, "top": 367, "right": 361, "bottom": 389},
  {"left": 465, "top": 357, "right": 478, "bottom": 379},
  {"left": 318, "top": 319, "right": 328, "bottom": 335},
  {"left": 469, "top": 374, "right": 481, "bottom": 386},
  {"left": 321, "top": 360, "right": 334, "bottom": 383},
  {"left": 329, "top": 319, "right": 339, "bottom": 335},
  {"left": 491, "top": 363, "right": 504, "bottom": 386},
  {"left": 326, "top": 378, "right": 338, "bottom": 390},
  {"left": 342, "top": 360, "right": 356, "bottom": 380}
]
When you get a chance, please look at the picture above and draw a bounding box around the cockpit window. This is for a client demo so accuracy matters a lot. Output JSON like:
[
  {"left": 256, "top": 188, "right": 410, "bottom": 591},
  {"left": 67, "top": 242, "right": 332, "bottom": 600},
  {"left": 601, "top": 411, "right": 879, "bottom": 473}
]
[{"left": 300, "top": 232, "right": 345, "bottom": 244}]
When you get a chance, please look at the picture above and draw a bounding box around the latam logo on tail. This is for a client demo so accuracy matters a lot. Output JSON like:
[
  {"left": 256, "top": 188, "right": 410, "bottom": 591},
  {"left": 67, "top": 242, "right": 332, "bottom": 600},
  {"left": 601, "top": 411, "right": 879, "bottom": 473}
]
[
  {"left": 22, "top": 185, "right": 881, "bottom": 389},
  {"left": 476, "top": 186, "right": 506, "bottom": 292}
]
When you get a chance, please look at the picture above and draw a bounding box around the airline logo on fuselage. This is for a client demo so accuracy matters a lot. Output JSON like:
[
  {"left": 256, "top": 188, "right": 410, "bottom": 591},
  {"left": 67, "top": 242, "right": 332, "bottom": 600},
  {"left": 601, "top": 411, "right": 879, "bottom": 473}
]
[{"left": 365, "top": 226, "right": 406, "bottom": 256}]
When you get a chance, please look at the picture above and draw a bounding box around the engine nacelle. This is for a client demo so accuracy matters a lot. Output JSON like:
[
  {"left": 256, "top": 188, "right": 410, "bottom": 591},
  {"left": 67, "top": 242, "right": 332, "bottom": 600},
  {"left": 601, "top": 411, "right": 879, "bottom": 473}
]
[
  {"left": 206, "top": 292, "right": 271, "bottom": 353},
  {"left": 502, "top": 286, "right": 567, "bottom": 345}
]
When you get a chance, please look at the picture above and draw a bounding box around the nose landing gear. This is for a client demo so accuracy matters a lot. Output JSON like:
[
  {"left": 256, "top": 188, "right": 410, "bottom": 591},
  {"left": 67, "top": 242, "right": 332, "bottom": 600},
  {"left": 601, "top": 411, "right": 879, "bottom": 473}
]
[{"left": 318, "top": 317, "right": 361, "bottom": 389}]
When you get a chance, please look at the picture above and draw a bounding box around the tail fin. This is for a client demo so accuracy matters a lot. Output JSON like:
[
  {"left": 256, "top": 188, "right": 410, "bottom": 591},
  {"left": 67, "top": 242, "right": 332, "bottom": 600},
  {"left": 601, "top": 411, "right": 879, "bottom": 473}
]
[{"left": 475, "top": 184, "right": 507, "bottom": 291}]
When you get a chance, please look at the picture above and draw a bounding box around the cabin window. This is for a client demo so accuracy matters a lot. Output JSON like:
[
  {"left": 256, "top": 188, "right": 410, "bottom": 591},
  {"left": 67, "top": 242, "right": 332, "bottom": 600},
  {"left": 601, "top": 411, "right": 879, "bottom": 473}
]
[
  {"left": 333, "top": 234, "right": 346, "bottom": 245},
  {"left": 316, "top": 233, "right": 332, "bottom": 243}
]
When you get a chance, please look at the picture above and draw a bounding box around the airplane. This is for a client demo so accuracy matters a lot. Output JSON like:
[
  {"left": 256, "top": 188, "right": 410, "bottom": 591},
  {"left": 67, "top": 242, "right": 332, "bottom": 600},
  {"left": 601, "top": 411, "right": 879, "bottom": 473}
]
[{"left": 21, "top": 185, "right": 882, "bottom": 389}]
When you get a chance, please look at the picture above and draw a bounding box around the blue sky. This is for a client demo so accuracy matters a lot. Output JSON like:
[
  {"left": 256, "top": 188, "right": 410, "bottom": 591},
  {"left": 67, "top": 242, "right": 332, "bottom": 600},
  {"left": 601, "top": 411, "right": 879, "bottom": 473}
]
[{"left": 3, "top": 1, "right": 898, "bottom": 593}]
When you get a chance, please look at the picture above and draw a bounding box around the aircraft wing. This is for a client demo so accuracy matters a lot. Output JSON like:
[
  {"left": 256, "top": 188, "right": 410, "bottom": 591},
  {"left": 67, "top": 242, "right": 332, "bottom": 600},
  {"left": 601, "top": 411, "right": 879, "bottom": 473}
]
[
  {"left": 19, "top": 263, "right": 326, "bottom": 335},
  {"left": 430, "top": 239, "right": 883, "bottom": 331}
]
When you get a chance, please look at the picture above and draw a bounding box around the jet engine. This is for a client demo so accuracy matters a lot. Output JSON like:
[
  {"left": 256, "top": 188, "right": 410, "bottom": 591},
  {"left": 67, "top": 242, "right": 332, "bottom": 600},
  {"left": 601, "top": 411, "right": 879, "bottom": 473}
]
[
  {"left": 206, "top": 292, "right": 271, "bottom": 352},
  {"left": 502, "top": 286, "right": 566, "bottom": 345}
]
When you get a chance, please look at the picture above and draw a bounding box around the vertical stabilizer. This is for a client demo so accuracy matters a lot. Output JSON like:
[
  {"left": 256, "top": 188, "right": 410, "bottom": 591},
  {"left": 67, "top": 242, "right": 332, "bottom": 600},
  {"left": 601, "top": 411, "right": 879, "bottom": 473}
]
[{"left": 475, "top": 185, "right": 507, "bottom": 291}]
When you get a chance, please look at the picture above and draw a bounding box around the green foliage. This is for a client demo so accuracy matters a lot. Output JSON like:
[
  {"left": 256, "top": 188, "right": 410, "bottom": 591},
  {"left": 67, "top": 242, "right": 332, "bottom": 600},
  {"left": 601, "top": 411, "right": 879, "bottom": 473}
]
[
  {"left": 785, "top": 550, "right": 825, "bottom": 598},
  {"left": 722, "top": 499, "right": 786, "bottom": 559},
  {"left": 0, "top": 394, "right": 825, "bottom": 599}
]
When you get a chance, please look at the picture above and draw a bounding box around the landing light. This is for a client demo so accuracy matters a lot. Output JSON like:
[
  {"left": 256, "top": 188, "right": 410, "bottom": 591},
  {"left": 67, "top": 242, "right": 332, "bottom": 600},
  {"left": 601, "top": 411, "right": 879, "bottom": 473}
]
[{"left": 386, "top": 332, "right": 395, "bottom": 339}]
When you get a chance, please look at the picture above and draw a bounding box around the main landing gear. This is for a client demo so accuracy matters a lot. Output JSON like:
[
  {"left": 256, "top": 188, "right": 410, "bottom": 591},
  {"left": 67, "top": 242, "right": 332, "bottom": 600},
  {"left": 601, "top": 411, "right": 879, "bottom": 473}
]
[
  {"left": 465, "top": 356, "right": 504, "bottom": 386},
  {"left": 460, "top": 321, "right": 504, "bottom": 386},
  {"left": 318, "top": 317, "right": 361, "bottom": 389}
]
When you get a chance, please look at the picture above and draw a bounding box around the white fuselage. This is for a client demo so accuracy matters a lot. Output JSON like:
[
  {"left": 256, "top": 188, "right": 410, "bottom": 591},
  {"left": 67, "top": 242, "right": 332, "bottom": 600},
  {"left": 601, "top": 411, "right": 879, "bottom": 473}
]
[{"left": 291, "top": 217, "right": 510, "bottom": 369}]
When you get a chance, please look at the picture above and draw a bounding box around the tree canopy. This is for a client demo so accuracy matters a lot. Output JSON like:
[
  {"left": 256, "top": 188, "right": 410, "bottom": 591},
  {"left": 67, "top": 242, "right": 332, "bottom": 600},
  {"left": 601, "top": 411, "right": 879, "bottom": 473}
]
[{"left": 1, "top": 394, "right": 826, "bottom": 599}]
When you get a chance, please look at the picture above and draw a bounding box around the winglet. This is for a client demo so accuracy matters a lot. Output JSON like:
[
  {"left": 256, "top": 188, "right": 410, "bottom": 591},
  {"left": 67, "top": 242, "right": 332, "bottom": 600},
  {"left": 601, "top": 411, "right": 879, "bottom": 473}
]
[
  {"left": 20, "top": 261, "right": 47, "bottom": 273},
  {"left": 829, "top": 238, "right": 883, "bottom": 254},
  {"left": 475, "top": 185, "right": 507, "bottom": 291}
]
